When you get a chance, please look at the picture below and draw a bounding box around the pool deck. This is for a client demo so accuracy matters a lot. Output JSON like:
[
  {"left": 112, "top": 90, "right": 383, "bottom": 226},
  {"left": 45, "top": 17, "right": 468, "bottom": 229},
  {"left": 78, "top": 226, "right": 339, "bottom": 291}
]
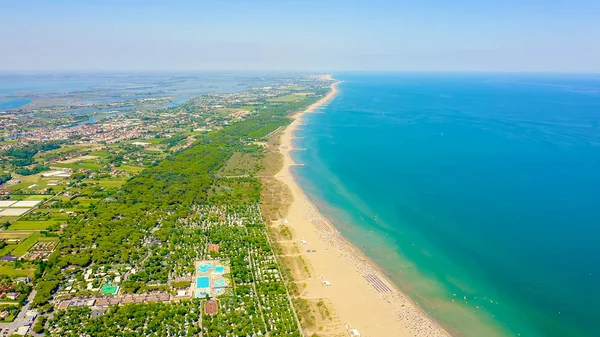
[{"left": 190, "top": 259, "right": 231, "bottom": 299}]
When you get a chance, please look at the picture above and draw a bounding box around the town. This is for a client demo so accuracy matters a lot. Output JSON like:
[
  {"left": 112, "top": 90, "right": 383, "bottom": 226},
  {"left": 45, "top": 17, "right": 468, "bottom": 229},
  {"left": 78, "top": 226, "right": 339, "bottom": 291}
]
[{"left": 0, "top": 75, "right": 332, "bottom": 336}]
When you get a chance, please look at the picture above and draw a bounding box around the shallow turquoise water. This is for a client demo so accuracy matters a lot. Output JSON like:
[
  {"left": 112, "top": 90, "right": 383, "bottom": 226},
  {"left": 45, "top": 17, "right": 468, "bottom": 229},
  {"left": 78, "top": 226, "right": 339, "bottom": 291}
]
[
  {"left": 0, "top": 98, "right": 31, "bottom": 110},
  {"left": 292, "top": 73, "right": 600, "bottom": 337},
  {"left": 213, "top": 278, "right": 227, "bottom": 287},
  {"left": 198, "top": 263, "right": 213, "bottom": 273},
  {"left": 196, "top": 276, "right": 210, "bottom": 288}
]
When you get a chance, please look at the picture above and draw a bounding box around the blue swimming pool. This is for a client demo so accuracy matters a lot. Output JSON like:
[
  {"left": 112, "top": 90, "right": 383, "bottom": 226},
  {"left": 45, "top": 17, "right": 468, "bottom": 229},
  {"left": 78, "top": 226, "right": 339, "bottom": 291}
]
[
  {"left": 213, "top": 278, "right": 227, "bottom": 288},
  {"left": 213, "top": 266, "right": 225, "bottom": 274},
  {"left": 195, "top": 290, "right": 210, "bottom": 298},
  {"left": 196, "top": 276, "right": 210, "bottom": 288},
  {"left": 198, "top": 263, "right": 213, "bottom": 273}
]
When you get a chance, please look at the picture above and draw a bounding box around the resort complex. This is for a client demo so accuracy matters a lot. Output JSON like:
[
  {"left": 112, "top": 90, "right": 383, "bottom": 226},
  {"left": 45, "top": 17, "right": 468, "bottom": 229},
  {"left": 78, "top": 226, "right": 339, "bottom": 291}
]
[{"left": 0, "top": 75, "right": 335, "bottom": 336}]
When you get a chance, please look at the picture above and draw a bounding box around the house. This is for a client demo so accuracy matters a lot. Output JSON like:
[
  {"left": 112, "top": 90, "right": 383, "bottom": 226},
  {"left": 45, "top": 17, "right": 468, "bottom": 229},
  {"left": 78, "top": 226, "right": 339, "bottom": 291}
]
[
  {"left": 41, "top": 170, "right": 71, "bottom": 178},
  {"left": 5, "top": 292, "right": 19, "bottom": 300},
  {"left": 90, "top": 308, "right": 107, "bottom": 318},
  {"left": 122, "top": 297, "right": 135, "bottom": 304},
  {"left": 15, "top": 326, "right": 29, "bottom": 336},
  {"left": 132, "top": 141, "right": 150, "bottom": 147},
  {"left": 15, "top": 277, "right": 30, "bottom": 284},
  {"left": 95, "top": 298, "right": 110, "bottom": 307},
  {"left": 0, "top": 255, "right": 17, "bottom": 261},
  {"left": 348, "top": 328, "right": 361, "bottom": 337}
]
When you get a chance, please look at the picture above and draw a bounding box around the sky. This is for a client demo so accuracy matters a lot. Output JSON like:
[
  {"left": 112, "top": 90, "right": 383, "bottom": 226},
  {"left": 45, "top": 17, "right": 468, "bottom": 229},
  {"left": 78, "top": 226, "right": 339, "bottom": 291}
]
[{"left": 1, "top": 0, "right": 599, "bottom": 72}]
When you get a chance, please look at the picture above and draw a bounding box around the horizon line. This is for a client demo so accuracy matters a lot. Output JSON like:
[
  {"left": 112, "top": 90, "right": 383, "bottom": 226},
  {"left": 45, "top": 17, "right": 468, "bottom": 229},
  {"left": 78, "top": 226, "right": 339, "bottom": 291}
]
[{"left": 1, "top": 69, "right": 599, "bottom": 75}]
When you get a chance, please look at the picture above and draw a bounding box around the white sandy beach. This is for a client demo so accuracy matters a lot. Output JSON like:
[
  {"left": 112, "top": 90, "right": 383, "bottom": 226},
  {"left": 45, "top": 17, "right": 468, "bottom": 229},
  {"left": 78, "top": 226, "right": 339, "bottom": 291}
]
[{"left": 273, "top": 78, "right": 451, "bottom": 337}]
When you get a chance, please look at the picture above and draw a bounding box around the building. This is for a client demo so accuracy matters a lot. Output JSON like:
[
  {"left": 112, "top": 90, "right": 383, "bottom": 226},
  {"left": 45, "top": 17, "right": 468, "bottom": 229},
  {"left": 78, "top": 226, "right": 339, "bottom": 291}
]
[
  {"left": 90, "top": 308, "right": 107, "bottom": 318},
  {"left": 348, "top": 329, "right": 361, "bottom": 337},
  {"left": 41, "top": 171, "right": 71, "bottom": 178},
  {"left": 15, "top": 277, "right": 30, "bottom": 284},
  {"left": 0, "top": 255, "right": 17, "bottom": 262},
  {"left": 208, "top": 243, "right": 219, "bottom": 253},
  {"left": 15, "top": 326, "right": 29, "bottom": 336},
  {"left": 95, "top": 298, "right": 110, "bottom": 307},
  {"left": 6, "top": 292, "right": 19, "bottom": 300}
]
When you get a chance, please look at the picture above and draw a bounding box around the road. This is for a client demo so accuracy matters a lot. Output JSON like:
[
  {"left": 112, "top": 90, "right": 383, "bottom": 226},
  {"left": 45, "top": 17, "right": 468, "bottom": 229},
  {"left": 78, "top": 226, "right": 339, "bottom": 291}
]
[{"left": 0, "top": 289, "right": 37, "bottom": 335}]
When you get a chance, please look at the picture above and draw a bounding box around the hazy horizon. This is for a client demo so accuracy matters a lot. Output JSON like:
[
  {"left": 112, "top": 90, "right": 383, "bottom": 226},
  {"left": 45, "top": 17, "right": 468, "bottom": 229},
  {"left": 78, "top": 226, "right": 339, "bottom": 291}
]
[{"left": 2, "top": 0, "right": 599, "bottom": 72}]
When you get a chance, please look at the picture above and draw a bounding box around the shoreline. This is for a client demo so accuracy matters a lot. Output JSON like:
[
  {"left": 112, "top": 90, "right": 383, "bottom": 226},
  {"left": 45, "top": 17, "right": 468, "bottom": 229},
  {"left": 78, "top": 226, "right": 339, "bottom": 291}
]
[{"left": 273, "top": 77, "right": 452, "bottom": 336}]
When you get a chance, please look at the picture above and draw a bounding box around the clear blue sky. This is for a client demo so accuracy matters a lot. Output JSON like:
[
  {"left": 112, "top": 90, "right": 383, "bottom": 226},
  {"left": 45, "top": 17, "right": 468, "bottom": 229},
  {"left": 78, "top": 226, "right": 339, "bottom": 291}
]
[{"left": 1, "top": 0, "right": 599, "bottom": 72}]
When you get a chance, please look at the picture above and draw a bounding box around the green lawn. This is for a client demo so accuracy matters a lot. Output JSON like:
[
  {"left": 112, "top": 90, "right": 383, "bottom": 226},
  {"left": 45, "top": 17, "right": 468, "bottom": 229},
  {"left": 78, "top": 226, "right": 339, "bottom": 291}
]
[
  {"left": 87, "top": 149, "right": 110, "bottom": 157},
  {"left": 8, "top": 220, "right": 57, "bottom": 230},
  {"left": 141, "top": 138, "right": 165, "bottom": 145},
  {"left": 38, "top": 237, "right": 59, "bottom": 242},
  {"left": 94, "top": 179, "right": 127, "bottom": 188},
  {"left": 0, "top": 245, "right": 15, "bottom": 256},
  {"left": 118, "top": 165, "right": 144, "bottom": 174},
  {"left": 73, "top": 197, "right": 96, "bottom": 207},
  {"left": 218, "top": 152, "right": 261, "bottom": 176},
  {"left": 53, "top": 161, "right": 102, "bottom": 170},
  {"left": 269, "top": 94, "right": 303, "bottom": 102},
  {"left": 0, "top": 265, "right": 35, "bottom": 278},
  {"left": 11, "top": 233, "right": 41, "bottom": 256},
  {"left": 25, "top": 195, "right": 48, "bottom": 201}
]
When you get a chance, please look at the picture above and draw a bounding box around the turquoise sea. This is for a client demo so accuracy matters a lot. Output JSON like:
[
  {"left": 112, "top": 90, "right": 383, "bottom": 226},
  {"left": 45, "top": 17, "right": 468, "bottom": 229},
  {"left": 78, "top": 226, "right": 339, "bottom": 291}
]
[{"left": 291, "top": 73, "right": 600, "bottom": 337}]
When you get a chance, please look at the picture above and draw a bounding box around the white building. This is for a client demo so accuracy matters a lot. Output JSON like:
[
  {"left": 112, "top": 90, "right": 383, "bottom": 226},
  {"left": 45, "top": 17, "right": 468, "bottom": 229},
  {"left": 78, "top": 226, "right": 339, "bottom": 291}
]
[{"left": 348, "top": 328, "right": 361, "bottom": 337}]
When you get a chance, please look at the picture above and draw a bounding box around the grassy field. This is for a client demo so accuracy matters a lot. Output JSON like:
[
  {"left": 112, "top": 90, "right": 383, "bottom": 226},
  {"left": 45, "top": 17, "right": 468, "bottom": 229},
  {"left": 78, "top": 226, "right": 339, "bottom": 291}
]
[
  {"left": 135, "top": 137, "right": 163, "bottom": 145},
  {"left": 11, "top": 233, "right": 41, "bottom": 256},
  {"left": 53, "top": 161, "right": 102, "bottom": 170},
  {"left": 38, "top": 237, "right": 59, "bottom": 242},
  {"left": 218, "top": 152, "right": 262, "bottom": 177},
  {"left": 118, "top": 165, "right": 144, "bottom": 174},
  {"left": 73, "top": 197, "right": 96, "bottom": 207},
  {"left": 0, "top": 245, "right": 15, "bottom": 256},
  {"left": 93, "top": 179, "right": 127, "bottom": 188},
  {"left": 6, "top": 175, "right": 38, "bottom": 191},
  {"left": 0, "top": 265, "right": 35, "bottom": 278},
  {"left": 25, "top": 195, "right": 49, "bottom": 201},
  {"left": 87, "top": 149, "right": 110, "bottom": 157},
  {"left": 269, "top": 94, "right": 303, "bottom": 102},
  {"left": 8, "top": 220, "right": 57, "bottom": 230},
  {"left": 0, "top": 232, "right": 33, "bottom": 239}
]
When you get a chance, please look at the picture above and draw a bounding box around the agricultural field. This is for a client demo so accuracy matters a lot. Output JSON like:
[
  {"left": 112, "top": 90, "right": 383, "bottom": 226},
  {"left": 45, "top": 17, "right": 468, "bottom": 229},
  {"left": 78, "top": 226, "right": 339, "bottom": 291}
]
[
  {"left": 269, "top": 94, "right": 305, "bottom": 102},
  {"left": 0, "top": 264, "right": 36, "bottom": 278},
  {"left": 0, "top": 75, "right": 332, "bottom": 336},
  {"left": 7, "top": 220, "right": 58, "bottom": 230},
  {"left": 11, "top": 233, "right": 42, "bottom": 256}
]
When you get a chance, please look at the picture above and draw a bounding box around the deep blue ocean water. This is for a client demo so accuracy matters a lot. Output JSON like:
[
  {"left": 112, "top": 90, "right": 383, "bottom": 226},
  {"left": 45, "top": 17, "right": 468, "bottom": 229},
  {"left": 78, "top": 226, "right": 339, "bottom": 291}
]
[{"left": 291, "top": 73, "right": 600, "bottom": 337}]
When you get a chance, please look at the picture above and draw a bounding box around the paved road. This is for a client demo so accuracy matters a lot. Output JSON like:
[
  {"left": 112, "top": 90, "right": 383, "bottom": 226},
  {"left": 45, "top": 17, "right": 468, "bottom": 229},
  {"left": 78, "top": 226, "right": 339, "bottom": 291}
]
[{"left": 0, "top": 290, "right": 37, "bottom": 335}]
